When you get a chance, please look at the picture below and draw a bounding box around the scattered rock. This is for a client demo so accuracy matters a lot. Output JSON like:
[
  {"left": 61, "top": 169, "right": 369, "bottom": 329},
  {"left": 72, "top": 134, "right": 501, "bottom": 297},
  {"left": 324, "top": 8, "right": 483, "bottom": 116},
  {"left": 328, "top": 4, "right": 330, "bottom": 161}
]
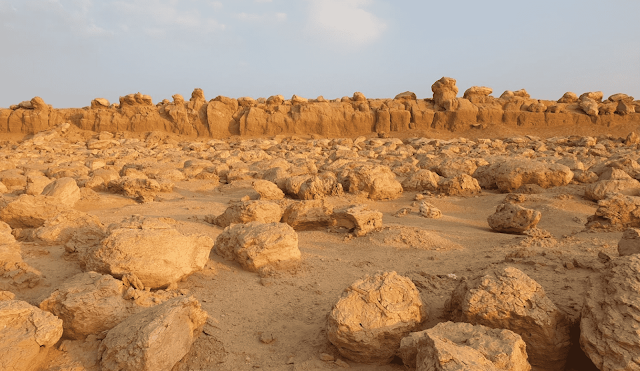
[
  {"left": 209, "top": 200, "right": 283, "bottom": 228},
  {"left": 82, "top": 216, "right": 213, "bottom": 289},
  {"left": 445, "top": 267, "right": 571, "bottom": 370},
  {"left": 331, "top": 204, "right": 383, "bottom": 237},
  {"left": 487, "top": 203, "right": 541, "bottom": 234},
  {"left": 412, "top": 322, "right": 531, "bottom": 371},
  {"left": 618, "top": 228, "right": 640, "bottom": 256},
  {"left": 419, "top": 202, "right": 442, "bottom": 219},
  {"left": 99, "top": 296, "right": 207, "bottom": 371},
  {"left": 40, "top": 177, "right": 81, "bottom": 207},
  {"left": 281, "top": 200, "right": 333, "bottom": 231},
  {"left": 0, "top": 300, "right": 63, "bottom": 371},
  {"left": 586, "top": 194, "right": 640, "bottom": 230},
  {"left": 0, "top": 194, "right": 71, "bottom": 229},
  {"left": 327, "top": 271, "right": 426, "bottom": 364},
  {"left": 580, "top": 255, "right": 640, "bottom": 371},
  {"left": 298, "top": 172, "right": 344, "bottom": 200},
  {"left": 252, "top": 179, "right": 284, "bottom": 200},
  {"left": 401, "top": 170, "right": 440, "bottom": 192},
  {"left": 585, "top": 168, "right": 640, "bottom": 201},
  {"left": 214, "top": 221, "right": 300, "bottom": 272},
  {"left": 345, "top": 164, "right": 403, "bottom": 200},
  {"left": 438, "top": 174, "right": 481, "bottom": 196}
]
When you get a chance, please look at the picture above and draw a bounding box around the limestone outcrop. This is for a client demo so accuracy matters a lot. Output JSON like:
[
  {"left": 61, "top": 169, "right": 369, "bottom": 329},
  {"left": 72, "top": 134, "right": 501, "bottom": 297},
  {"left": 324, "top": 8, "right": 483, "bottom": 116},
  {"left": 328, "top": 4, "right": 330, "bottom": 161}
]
[{"left": 2, "top": 82, "right": 637, "bottom": 138}]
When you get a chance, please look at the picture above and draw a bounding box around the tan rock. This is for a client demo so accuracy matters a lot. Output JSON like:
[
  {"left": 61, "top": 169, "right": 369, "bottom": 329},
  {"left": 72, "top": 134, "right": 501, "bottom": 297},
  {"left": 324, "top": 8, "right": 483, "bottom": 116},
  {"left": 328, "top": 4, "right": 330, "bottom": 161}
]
[
  {"left": 33, "top": 209, "right": 106, "bottom": 245},
  {"left": 445, "top": 267, "right": 571, "bottom": 370},
  {"left": 487, "top": 203, "right": 541, "bottom": 233},
  {"left": 40, "top": 177, "right": 81, "bottom": 207},
  {"left": 284, "top": 174, "right": 313, "bottom": 197},
  {"left": 413, "top": 322, "right": 531, "bottom": 371},
  {"left": 82, "top": 216, "right": 213, "bottom": 289},
  {"left": 332, "top": 204, "right": 383, "bottom": 237},
  {"left": 580, "top": 255, "right": 640, "bottom": 371},
  {"left": 586, "top": 194, "right": 640, "bottom": 230},
  {"left": 39, "top": 272, "right": 137, "bottom": 339},
  {"left": 211, "top": 200, "right": 283, "bottom": 228},
  {"left": 557, "top": 92, "right": 578, "bottom": 103},
  {"left": 0, "top": 221, "right": 42, "bottom": 290},
  {"left": 281, "top": 200, "right": 333, "bottom": 231},
  {"left": 0, "top": 300, "right": 63, "bottom": 371},
  {"left": 585, "top": 168, "right": 640, "bottom": 200},
  {"left": 419, "top": 202, "right": 442, "bottom": 219},
  {"left": 25, "top": 174, "right": 52, "bottom": 195},
  {"left": 438, "top": 174, "right": 481, "bottom": 196},
  {"left": 580, "top": 91, "right": 604, "bottom": 102},
  {"left": 107, "top": 177, "right": 170, "bottom": 203},
  {"left": 252, "top": 179, "right": 284, "bottom": 200},
  {"left": 345, "top": 164, "right": 403, "bottom": 200},
  {"left": 0, "top": 291, "right": 15, "bottom": 300},
  {"left": 327, "top": 271, "right": 426, "bottom": 364},
  {"left": 99, "top": 296, "right": 207, "bottom": 371},
  {"left": 580, "top": 98, "right": 599, "bottom": 116},
  {"left": 401, "top": 169, "right": 440, "bottom": 192},
  {"left": 394, "top": 91, "right": 417, "bottom": 100},
  {"left": 91, "top": 98, "right": 110, "bottom": 109},
  {"left": 617, "top": 228, "right": 640, "bottom": 256},
  {"left": 298, "top": 172, "right": 344, "bottom": 200},
  {"left": 489, "top": 160, "right": 573, "bottom": 192},
  {"left": 463, "top": 86, "right": 493, "bottom": 104},
  {"left": 0, "top": 194, "right": 71, "bottom": 229},
  {"left": 214, "top": 221, "right": 300, "bottom": 272},
  {"left": 432, "top": 77, "right": 459, "bottom": 111}
]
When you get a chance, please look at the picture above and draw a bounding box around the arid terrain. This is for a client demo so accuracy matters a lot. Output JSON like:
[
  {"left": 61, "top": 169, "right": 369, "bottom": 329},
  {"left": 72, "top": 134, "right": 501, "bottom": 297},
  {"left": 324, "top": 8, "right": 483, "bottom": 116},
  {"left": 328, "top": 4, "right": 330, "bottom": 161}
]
[{"left": 1, "top": 79, "right": 640, "bottom": 371}]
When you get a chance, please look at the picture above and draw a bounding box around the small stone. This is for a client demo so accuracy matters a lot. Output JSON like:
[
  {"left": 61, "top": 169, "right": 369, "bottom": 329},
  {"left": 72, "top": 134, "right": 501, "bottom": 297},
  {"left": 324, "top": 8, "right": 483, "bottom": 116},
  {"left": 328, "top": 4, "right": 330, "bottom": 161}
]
[
  {"left": 260, "top": 332, "right": 276, "bottom": 344},
  {"left": 319, "top": 353, "right": 334, "bottom": 361},
  {"left": 335, "top": 359, "right": 350, "bottom": 368}
]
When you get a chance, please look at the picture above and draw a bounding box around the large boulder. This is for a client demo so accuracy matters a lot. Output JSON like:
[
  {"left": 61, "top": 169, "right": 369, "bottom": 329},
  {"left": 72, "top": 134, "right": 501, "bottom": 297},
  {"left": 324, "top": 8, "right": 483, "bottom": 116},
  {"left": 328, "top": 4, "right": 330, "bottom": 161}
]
[
  {"left": 401, "top": 169, "right": 440, "bottom": 192},
  {"left": 585, "top": 168, "right": 640, "bottom": 201},
  {"left": 331, "top": 204, "right": 383, "bottom": 237},
  {"left": 488, "top": 160, "right": 574, "bottom": 192},
  {"left": 410, "top": 322, "right": 531, "bottom": 371},
  {"left": 618, "top": 228, "right": 640, "bottom": 256},
  {"left": 214, "top": 222, "right": 300, "bottom": 272},
  {"left": 344, "top": 164, "right": 403, "bottom": 200},
  {"left": 32, "top": 209, "right": 106, "bottom": 245},
  {"left": 0, "top": 194, "right": 71, "bottom": 229},
  {"left": 1, "top": 221, "right": 42, "bottom": 290},
  {"left": 586, "top": 194, "right": 640, "bottom": 230},
  {"left": 209, "top": 200, "right": 283, "bottom": 228},
  {"left": 438, "top": 174, "right": 481, "bottom": 196},
  {"left": 0, "top": 300, "right": 63, "bottom": 371},
  {"left": 251, "top": 179, "right": 284, "bottom": 200},
  {"left": 327, "top": 271, "right": 426, "bottom": 364},
  {"left": 580, "top": 255, "right": 640, "bottom": 371},
  {"left": 39, "top": 272, "right": 138, "bottom": 339},
  {"left": 281, "top": 200, "right": 333, "bottom": 231},
  {"left": 40, "top": 177, "right": 81, "bottom": 207},
  {"left": 487, "top": 203, "right": 541, "bottom": 234},
  {"left": 445, "top": 267, "right": 571, "bottom": 370},
  {"left": 82, "top": 216, "right": 213, "bottom": 289},
  {"left": 99, "top": 296, "right": 207, "bottom": 371},
  {"left": 297, "top": 172, "right": 344, "bottom": 200}
]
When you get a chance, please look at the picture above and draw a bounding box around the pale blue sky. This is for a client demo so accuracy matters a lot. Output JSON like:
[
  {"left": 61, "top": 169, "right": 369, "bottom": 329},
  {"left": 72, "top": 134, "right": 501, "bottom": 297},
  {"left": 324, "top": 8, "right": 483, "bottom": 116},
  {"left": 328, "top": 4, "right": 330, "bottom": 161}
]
[{"left": 1, "top": 0, "right": 639, "bottom": 108}]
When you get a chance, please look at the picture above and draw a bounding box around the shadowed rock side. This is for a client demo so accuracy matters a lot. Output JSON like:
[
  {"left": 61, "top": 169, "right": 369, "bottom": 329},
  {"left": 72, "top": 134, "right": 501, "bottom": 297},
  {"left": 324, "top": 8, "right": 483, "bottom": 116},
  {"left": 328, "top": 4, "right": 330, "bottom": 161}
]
[{"left": 2, "top": 79, "right": 639, "bottom": 137}]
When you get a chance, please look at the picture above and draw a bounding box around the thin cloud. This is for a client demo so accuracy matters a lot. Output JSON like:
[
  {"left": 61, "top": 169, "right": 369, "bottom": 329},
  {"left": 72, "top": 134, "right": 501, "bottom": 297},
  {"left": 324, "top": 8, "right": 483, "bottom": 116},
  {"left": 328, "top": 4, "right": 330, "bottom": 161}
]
[
  {"left": 306, "top": 0, "right": 387, "bottom": 47},
  {"left": 236, "top": 11, "right": 287, "bottom": 22}
]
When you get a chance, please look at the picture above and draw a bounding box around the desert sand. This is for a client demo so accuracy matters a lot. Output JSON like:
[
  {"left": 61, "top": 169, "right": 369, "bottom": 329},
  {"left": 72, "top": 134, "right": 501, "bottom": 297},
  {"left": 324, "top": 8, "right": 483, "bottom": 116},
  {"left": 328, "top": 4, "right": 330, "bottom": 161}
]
[{"left": 1, "top": 78, "right": 640, "bottom": 371}]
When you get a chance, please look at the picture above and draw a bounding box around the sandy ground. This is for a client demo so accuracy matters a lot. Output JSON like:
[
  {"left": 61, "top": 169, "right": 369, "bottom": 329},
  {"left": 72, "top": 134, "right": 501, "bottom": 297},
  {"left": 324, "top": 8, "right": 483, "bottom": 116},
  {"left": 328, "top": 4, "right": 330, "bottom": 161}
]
[{"left": 4, "top": 123, "right": 638, "bottom": 370}]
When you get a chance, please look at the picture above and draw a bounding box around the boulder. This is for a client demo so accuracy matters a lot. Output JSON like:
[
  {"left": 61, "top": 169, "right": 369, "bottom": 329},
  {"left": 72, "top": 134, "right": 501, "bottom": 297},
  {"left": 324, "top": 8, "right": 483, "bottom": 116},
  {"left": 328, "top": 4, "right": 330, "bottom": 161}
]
[
  {"left": 210, "top": 200, "right": 283, "bottom": 228},
  {"left": 586, "top": 194, "right": 640, "bottom": 230},
  {"left": 39, "top": 271, "right": 137, "bottom": 339},
  {"left": 99, "top": 296, "right": 207, "bottom": 371},
  {"left": 327, "top": 271, "right": 426, "bottom": 364},
  {"left": 0, "top": 222, "right": 42, "bottom": 290},
  {"left": 487, "top": 203, "right": 541, "bottom": 234},
  {"left": 281, "top": 200, "right": 333, "bottom": 231},
  {"left": 419, "top": 202, "right": 442, "bottom": 219},
  {"left": 618, "top": 228, "right": 640, "bottom": 256},
  {"left": 445, "top": 267, "right": 571, "bottom": 370},
  {"left": 33, "top": 209, "right": 106, "bottom": 245},
  {"left": 82, "top": 216, "right": 213, "bottom": 289},
  {"left": 557, "top": 92, "right": 578, "bottom": 103},
  {"left": 107, "top": 177, "right": 170, "bottom": 203},
  {"left": 331, "top": 204, "right": 383, "bottom": 236},
  {"left": 490, "top": 160, "right": 573, "bottom": 192},
  {"left": 252, "top": 179, "right": 284, "bottom": 200},
  {"left": 463, "top": 86, "right": 493, "bottom": 104},
  {"left": 0, "top": 291, "right": 15, "bottom": 300},
  {"left": 580, "top": 97, "right": 600, "bottom": 116},
  {"left": 401, "top": 169, "right": 440, "bottom": 192},
  {"left": 25, "top": 174, "right": 52, "bottom": 195},
  {"left": 214, "top": 221, "right": 300, "bottom": 272},
  {"left": 410, "top": 322, "right": 531, "bottom": 371},
  {"left": 0, "top": 194, "right": 71, "bottom": 229},
  {"left": 297, "top": 172, "right": 344, "bottom": 200},
  {"left": 438, "top": 174, "right": 481, "bottom": 196},
  {"left": 345, "top": 164, "right": 403, "bottom": 200},
  {"left": 432, "top": 77, "right": 459, "bottom": 111},
  {"left": 580, "top": 255, "right": 640, "bottom": 371},
  {"left": 42, "top": 178, "right": 82, "bottom": 207},
  {"left": 585, "top": 168, "right": 640, "bottom": 201},
  {"left": 0, "top": 300, "right": 63, "bottom": 371}
]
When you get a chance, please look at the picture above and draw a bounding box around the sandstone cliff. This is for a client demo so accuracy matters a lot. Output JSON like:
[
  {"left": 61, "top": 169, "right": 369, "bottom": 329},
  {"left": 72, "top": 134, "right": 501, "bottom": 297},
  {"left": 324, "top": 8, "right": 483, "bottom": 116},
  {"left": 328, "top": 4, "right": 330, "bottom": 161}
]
[{"left": 1, "top": 79, "right": 639, "bottom": 138}]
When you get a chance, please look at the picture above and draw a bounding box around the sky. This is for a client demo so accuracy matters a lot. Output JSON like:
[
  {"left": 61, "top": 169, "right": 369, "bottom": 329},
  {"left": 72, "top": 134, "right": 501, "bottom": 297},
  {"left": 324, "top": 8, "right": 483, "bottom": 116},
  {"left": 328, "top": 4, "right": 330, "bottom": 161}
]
[{"left": 1, "top": 0, "right": 639, "bottom": 108}]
